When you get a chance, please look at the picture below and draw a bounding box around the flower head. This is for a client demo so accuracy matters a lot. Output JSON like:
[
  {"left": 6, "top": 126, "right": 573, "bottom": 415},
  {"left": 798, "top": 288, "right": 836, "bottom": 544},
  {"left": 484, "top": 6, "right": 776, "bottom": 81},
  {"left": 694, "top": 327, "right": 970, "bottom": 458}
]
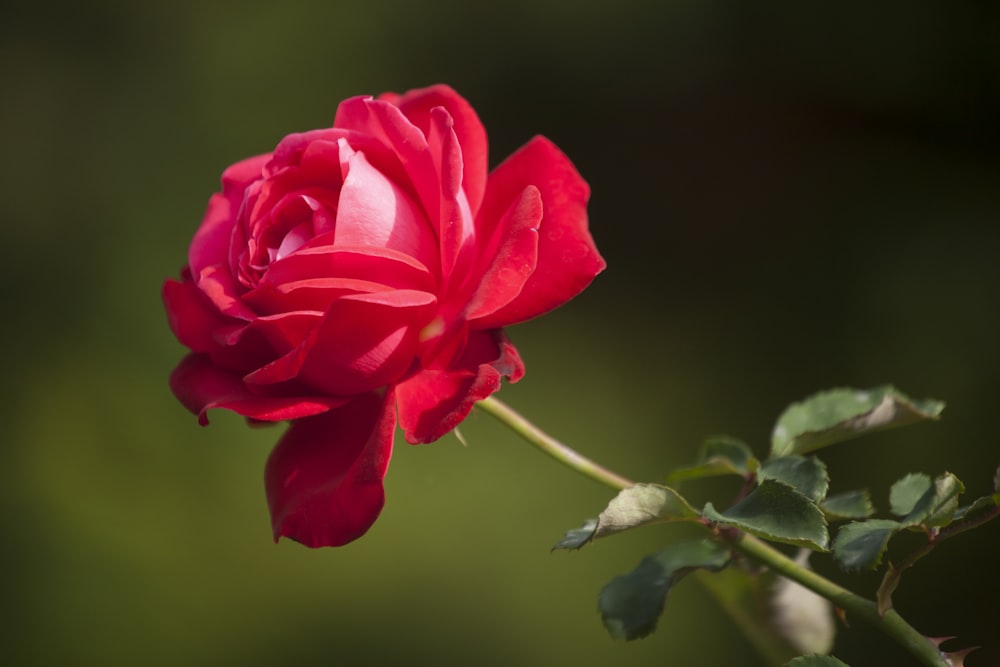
[{"left": 163, "top": 85, "right": 604, "bottom": 547}]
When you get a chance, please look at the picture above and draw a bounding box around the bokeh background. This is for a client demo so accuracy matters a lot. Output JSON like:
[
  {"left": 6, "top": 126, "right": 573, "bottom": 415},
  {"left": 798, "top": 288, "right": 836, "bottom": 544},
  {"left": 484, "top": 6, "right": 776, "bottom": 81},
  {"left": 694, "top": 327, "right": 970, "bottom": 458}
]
[{"left": 3, "top": 1, "right": 998, "bottom": 665}]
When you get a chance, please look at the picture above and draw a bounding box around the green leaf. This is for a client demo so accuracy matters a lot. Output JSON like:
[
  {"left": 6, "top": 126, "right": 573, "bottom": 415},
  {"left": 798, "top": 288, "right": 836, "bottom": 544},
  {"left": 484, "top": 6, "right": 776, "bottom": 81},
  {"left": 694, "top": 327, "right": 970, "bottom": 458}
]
[
  {"left": 759, "top": 456, "right": 830, "bottom": 503},
  {"left": 920, "top": 473, "right": 965, "bottom": 527},
  {"left": 785, "top": 656, "right": 850, "bottom": 667},
  {"left": 891, "top": 472, "right": 965, "bottom": 526},
  {"left": 552, "top": 518, "right": 598, "bottom": 551},
  {"left": 594, "top": 483, "right": 700, "bottom": 538},
  {"left": 704, "top": 480, "right": 829, "bottom": 550},
  {"left": 953, "top": 494, "right": 999, "bottom": 522},
  {"left": 770, "top": 386, "right": 944, "bottom": 457},
  {"left": 552, "top": 484, "right": 700, "bottom": 551},
  {"left": 889, "top": 473, "right": 931, "bottom": 517},
  {"left": 821, "top": 490, "right": 875, "bottom": 520},
  {"left": 599, "top": 539, "right": 730, "bottom": 640},
  {"left": 831, "top": 519, "right": 902, "bottom": 570},
  {"left": 666, "top": 436, "right": 757, "bottom": 485}
]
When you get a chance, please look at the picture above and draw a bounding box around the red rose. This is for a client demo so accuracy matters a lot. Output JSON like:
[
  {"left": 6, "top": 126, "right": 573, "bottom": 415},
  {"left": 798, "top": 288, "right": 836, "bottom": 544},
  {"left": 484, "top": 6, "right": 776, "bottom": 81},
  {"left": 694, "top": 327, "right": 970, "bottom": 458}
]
[{"left": 163, "top": 85, "right": 605, "bottom": 547}]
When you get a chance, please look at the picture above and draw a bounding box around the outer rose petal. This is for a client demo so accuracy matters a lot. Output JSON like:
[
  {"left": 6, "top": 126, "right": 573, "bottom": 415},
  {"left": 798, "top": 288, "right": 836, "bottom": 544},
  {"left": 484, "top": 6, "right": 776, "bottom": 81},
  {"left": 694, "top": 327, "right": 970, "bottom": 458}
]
[
  {"left": 471, "top": 136, "right": 605, "bottom": 329},
  {"left": 265, "top": 391, "right": 396, "bottom": 547},
  {"left": 462, "top": 185, "right": 542, "bottom": 321},
  {"left": 170, "top": 354, "right": 346, "bottom": 425},
  {"left": 163, "top": 278, "right": 229, "bottom": 353},
  {"left": 396, "top": 330, "right": 525, "bottom": 444}
]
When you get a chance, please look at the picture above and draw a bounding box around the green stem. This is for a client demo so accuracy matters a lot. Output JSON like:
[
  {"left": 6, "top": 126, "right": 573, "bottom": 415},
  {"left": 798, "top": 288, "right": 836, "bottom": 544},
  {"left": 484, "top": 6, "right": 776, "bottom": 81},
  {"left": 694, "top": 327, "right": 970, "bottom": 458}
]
[
  {"left": 732, "top": 533, "right": 950, "bottom": 666},
  {"left": 477, "top": 395, "right": 953, "bottom": 667},
  {"left": 475, "top": 396, "right": 635, "bottom": 490}
]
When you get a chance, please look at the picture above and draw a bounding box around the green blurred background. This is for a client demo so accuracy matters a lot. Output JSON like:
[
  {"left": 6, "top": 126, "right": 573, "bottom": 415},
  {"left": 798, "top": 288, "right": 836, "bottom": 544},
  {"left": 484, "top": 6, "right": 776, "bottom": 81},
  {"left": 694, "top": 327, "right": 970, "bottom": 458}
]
[{"left": 3, "top": 1, "right": 998, "bottom": 665}]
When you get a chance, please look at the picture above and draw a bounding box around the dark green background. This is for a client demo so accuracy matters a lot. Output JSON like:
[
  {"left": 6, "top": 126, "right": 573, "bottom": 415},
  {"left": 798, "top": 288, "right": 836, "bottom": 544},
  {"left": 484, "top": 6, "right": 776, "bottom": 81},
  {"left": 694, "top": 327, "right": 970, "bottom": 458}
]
[{"left": 3, "top": 1, "right": 998, "bottom": 665}]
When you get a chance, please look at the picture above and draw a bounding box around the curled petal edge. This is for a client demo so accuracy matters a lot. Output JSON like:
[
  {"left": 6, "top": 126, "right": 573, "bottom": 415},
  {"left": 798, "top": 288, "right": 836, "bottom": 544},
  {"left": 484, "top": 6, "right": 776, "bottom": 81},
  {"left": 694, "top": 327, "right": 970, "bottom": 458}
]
[{"left": 396, "top": 330, "right": 525, "bottom": 444}]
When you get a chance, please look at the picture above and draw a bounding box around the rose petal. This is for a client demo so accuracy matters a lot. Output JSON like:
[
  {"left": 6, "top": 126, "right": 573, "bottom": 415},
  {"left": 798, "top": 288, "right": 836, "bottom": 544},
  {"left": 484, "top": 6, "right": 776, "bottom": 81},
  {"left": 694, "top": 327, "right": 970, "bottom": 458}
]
[
  {"left": 336, "top": 148, "right": 437, "bottom": 270},
  {"left": 297, "top": 290, "right": 438, "bottom": 395},
  {"left": 270, "top": 129, "right": 416, "bottom": 206},
  {"left": 462, "top": 185, "right": 541, "bottom": 321},
  {"left": 262, "top": 244, "right": 436, "bottom": 293},
  {"left": 245, "top": 290, "right": 437, "bottom": 395},
  {"left": 188, "top": 155, "right": 269, "bottom": 279},
  {"left": 426, "top": 106, "right": 475, "bottom": 286},
  {"left": 244, "top": 277, "right": 389, "bottom": 314},
  {"left": 265, "top": 390, "right": 397, "bottom": 547},
  {"left": 169, "top": 354, "right": 345, "bottom": 425},
  {"left": 334, "top": 96, "right": 440, "bottom": 225},
  {"left": 383, "top": 84, "right": 489, "bottom": 216},
  {"left": 396, "top": 330, "right": 525, "bottom": 444},
  {"left": 163, "top": 277, "right": 229, "bottom": 353},
  {"left": 472, "top": 136, "right": 605, "bottom": 329},
  {"left": 195, "top": 265, "right": 256, "bottom": 320},
  {"left": 220, "top": 311, "right": 322, "bottom": 357}
]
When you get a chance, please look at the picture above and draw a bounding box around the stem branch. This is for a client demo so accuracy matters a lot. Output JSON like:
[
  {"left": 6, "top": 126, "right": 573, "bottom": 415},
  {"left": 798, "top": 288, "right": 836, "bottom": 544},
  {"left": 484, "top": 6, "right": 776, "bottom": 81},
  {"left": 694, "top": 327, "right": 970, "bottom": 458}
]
[
  {"left": 475, "top": 396, "right": 635, "bottom": 490},
  {"left": 732, "top": 534, "right": 951, "bottom": 667},
  {"left": 477, "top": 395, "right": 953, "bottom": 666}
]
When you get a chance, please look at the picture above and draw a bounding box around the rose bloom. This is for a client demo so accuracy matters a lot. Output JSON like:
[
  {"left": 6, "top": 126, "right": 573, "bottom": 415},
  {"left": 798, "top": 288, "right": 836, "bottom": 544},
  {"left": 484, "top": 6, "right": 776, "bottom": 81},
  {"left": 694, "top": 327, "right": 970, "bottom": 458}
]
[{"left": 163, "top": 85, "right": 604, "bottom": 547}]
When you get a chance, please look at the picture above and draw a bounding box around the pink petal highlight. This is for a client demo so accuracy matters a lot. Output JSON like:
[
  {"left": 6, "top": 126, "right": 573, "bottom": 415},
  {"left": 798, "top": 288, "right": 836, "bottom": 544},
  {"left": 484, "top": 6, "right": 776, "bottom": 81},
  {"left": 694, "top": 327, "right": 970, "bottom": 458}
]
[
  {"left": 336, "top": 149, "right": 437, "bottom": 270},
  {"left": 333, "top": 96, "right": 440, "bottom": 227},
  {"left": 265, "top": 391, "right": 397, "bottom": 547}
]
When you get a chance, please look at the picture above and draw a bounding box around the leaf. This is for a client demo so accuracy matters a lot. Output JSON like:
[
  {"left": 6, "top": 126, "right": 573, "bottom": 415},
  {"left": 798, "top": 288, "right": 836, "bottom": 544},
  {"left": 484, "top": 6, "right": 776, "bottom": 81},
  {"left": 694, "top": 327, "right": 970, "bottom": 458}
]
[
  {"left": 921, "top": 473, "right": 965, "bottom": 527},
  {"left": 551, "top": 484, "right": 700, "bottom": 551},
  {"left": 831, "top": 519, "right": 902, "bottom": 570},
  {"left": 552, "top": 518, "right": 598, "bottom": 551},
  {"left": 785, "top": 656, "right": 850, "bottom": 667},
  {"left": 889, "top": 473, "right": 932, "bottom": 517},
  {"left": 953, "top": 494, "right": 999, "bottom": 522},
  {"left": 594, "top": 483, "right": 700, "bottom": 538},
  {"left": 770, "top": 386, "right": 944, "bottom": 457},
  {"left": 821, "top": 490, "right": 875, "bottom": 520},
  {"left": 599, "top": 539, "right": 730, "bottom": 640},
  {"left": 891, "top": 472, "right": 965, "bottom": 527},
  {"left": 759, "top": 456, "right": 830, "bottom": 503},
  {"left": 704, "top": 480, "right": 829, "bottom": 550},
  {"left": 666, "top": 436, "right": 757, "bottom": 485}
]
